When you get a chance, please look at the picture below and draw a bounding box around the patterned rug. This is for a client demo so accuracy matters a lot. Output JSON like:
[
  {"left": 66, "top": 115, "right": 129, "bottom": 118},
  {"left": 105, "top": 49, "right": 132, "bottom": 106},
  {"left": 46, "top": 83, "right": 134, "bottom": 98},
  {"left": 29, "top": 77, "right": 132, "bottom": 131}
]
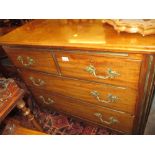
[{"left": 14, "top": 102, "right": 118, "bottom": 135}]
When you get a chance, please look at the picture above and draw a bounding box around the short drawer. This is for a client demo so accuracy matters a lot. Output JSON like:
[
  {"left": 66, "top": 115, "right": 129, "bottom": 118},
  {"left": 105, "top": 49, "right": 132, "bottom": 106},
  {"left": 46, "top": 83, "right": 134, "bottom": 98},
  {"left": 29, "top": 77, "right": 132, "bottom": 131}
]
[
  {"left": 19, "top": 69, "right": 138, "bottom": 114},
  {"left": 30, "top": 88, "right": 134, "bottom": 133},
  {"left": 3, "top": 47, "right": 57, "bottom": 74},
  {"left": 55, "top": 51, "right": 142, "bottom": 89}
]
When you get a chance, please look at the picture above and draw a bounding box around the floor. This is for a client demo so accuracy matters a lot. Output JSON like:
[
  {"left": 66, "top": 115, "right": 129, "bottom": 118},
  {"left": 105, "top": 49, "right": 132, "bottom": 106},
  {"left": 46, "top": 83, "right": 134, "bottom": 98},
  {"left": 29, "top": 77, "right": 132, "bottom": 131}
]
[{"left": 144, "top": 95, "right": 155, "bottom": 135}]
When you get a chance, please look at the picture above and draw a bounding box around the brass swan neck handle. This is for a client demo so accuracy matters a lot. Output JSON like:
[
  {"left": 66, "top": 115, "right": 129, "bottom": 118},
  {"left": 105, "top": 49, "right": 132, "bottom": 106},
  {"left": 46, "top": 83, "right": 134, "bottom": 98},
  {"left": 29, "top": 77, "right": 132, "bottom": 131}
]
[
  {"left": 17, "top": 56, "right": 35, "bottom": 67},
  {"left": 91, "top": 90, "right": 118, "bottom": 104},
  {"left": 86, "top": 64, "right": 120, "bottom": 79},
  {"left": 94, "top": 113, "right": 119, "bottom": 125},
  {"left": 29, "top": 77, "right": 45, "bottom": 87},
  {"left": 39, "top": 96, "right": 54, "bottom": 105}
]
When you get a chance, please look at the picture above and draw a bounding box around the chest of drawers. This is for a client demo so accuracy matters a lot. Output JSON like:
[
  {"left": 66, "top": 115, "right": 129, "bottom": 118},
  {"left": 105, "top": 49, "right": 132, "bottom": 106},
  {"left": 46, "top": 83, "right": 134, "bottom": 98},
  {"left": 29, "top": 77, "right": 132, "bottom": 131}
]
[{"left": 0, "top": 20, "right": 155, "bottom": 134}]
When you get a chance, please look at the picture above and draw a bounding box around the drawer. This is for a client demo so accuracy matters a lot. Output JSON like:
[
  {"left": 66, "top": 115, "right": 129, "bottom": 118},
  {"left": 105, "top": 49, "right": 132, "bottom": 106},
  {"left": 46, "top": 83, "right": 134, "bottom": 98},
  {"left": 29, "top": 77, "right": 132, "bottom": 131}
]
[
  {"left": 55, "top": 51, "right": 142, "bottom": 89},
  {"left": 30, "top": 88, "right": 134, "bottom": 133},
  {"left": 3, "top": 47, "right": 57, "bottom": 74},
  {"left": 19, "top": 69, "right": 138, "bottom": 114}
]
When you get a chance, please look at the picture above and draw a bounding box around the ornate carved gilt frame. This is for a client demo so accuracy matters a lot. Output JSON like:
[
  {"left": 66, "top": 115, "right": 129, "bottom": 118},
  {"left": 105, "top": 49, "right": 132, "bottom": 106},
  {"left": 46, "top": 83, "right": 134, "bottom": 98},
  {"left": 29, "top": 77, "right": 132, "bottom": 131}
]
[{"left": 102, "top": 19, "right": 155, "bottom": 36}]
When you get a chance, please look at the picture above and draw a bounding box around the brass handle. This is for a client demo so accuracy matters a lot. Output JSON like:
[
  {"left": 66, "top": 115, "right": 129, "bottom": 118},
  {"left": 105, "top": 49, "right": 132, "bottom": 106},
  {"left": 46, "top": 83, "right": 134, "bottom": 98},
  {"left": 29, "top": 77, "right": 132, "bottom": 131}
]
[
  {"left": 91, "top": 90, "right": 118, "bottom": 103},
  {"left": 85, "top": 64, "right": 120, "bottom": 79},
  {"left": 94, "top": 113, "right": 119, "bottom": 125},
  {"left": 39, "top": 96, "right": 54, "bottom": 105},
  {"left": 17, "top": 56, "right": 35, "bottom": 67},
  {"left": 29, "top": 77, "right": 45, "bottom": 86}
]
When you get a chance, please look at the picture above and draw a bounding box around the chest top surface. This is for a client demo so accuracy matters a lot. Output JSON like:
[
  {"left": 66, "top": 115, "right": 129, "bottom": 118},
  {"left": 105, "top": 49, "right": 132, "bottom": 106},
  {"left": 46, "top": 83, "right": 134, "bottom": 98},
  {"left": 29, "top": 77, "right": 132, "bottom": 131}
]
[{"left": 0, "top": 19, "right": 155, "bottom": 54}]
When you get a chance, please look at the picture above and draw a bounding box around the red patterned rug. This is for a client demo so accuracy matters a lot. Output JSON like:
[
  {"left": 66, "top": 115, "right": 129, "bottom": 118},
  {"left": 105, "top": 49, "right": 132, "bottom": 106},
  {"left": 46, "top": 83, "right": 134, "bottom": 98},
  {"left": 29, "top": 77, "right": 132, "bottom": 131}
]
[{"left": 14, "top": 102, "right": 118, "bottom": 135}]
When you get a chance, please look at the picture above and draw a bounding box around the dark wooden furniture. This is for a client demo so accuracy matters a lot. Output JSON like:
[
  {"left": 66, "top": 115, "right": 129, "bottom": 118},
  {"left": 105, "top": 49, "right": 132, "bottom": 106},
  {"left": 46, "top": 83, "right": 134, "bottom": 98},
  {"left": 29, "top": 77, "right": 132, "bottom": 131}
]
[
  {"left": 0, "top": 21, "right": 31, "bottom": 77},
  {"left": 0, "top": 78, "right": 24, "bottom": 122},
  {"left": 0, "top": 20, "right": 155, "bottom": 134},
  {"left": 0, "top": 78, "right": 42, "bottom": 131},
  {"left": 0, "top": 27, "right": 17, "bottom": 77}
]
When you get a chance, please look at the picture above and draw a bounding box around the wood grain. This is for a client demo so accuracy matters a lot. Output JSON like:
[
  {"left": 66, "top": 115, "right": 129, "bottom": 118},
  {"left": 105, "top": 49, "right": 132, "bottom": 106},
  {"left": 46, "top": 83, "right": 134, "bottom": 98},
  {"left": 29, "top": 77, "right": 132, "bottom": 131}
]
[
  {"left": 3, "top": 46, "right": 57, "bottom": 74},
  {"left": 1, "top": 20, "right": 154, "bottom": 134},
  {"left": 12, "top": 125, "right": 46, "bottom": 135},
  {"left": 30, "top": 88, "right": 134, "bottom": 133},
  {"left": 0, "top": 87, "right": 24, "bottom": 123},
  {"left": 0, "top": 20, "right": 155, "bottom": 53},
  {"left": 55, "top": 51, "right": 142, "bottom": 89},
  {"left": 19, "top": 69, "right": 138, "bottom": 114}
]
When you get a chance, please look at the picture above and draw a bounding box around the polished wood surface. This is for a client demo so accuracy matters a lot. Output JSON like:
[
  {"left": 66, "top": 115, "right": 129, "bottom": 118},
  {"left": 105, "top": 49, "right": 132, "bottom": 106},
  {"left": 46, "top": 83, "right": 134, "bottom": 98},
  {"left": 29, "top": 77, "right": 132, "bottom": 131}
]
[
  {"left": 19, "top": 69, "right": 138, "bottom": 114},
  {"left": 16, "top": 99, "right": 43, "bottom": 131},
  {"left": 0, "top": 90, "right": 23, "bottom": 123},
  {"left": 3, "top": 119, "right": 46, "bottom": 135},
  {"left": 55, "top": 51, "right": 142, "bottom": 89},
  {"left": 12, "top": 125, "right": 46, "bottom": 135},
  {"left": 1, "top": 20, "right": 155, "bottom": 134},
  {"left": 0, "top": 79, "right": 24, "bottom": 123},
  {"left": 0, "top": 78, "right": 43, "bottom": 131},
  {"left": 4, "top": 47, "right": 57, "bottom": 74},
  {"left": 0, "top": 20, "right": 155, "bottom": 54},
  {"left": 30, "top": 88, "right": 134, "bottom": 133},
  {"left": 138, "top": 56, "right": 155, "bottom": 134}
]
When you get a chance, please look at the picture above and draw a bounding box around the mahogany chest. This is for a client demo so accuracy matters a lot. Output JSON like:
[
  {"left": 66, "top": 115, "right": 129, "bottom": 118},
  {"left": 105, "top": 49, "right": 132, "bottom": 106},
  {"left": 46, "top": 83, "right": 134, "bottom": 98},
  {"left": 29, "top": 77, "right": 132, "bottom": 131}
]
[{"left": 0, "top": 20, "right": 155, "bottom": 134}]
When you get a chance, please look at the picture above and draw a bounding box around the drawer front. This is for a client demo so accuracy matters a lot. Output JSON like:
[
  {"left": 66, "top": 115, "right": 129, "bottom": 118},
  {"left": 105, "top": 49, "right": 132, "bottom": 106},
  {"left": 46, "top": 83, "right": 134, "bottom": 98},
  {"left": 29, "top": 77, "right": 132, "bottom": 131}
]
[
  {"left": 3, "top": 47, "right": 57, "bottom": 74},
  {"left": 30, "top": 88, "right": 134, "bottom": 133},
  {"left": 55, "top": 51, "right": 142, "bottom": 89},
  {"left": 19, "top": 69, "right": 138, "bottom": 114}
]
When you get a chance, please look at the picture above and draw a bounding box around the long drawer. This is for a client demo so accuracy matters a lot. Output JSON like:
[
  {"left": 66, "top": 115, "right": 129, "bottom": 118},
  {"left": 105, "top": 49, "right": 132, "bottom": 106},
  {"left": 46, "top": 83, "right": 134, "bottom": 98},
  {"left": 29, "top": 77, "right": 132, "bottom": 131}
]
[
  {"left": 55, "top": 51, "right": 142, "bottom": 89},
  {"left": 3, "top": 47, "right": 57, "bottom": 74},
  {"left": 19, "top": 69, "right": 138, "bottom": 114},
  {"left": 30, "top": 88, "right": 134, "bottom": 133}
]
